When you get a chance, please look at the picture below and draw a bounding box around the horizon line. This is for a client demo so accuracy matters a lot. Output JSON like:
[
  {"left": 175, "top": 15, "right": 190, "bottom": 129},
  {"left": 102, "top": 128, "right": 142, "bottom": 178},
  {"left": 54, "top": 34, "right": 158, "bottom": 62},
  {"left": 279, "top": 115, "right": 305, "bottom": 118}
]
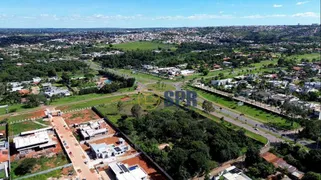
[{"left": 0, "top": 23, "right": 320, "bottom": 29}]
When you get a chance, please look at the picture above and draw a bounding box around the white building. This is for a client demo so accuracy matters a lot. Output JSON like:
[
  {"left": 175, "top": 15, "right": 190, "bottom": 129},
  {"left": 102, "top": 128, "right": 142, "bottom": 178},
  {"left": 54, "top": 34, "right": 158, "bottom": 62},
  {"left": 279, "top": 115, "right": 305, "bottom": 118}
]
[
  {"left": 214, "top": 166, "right": 252, "bottom": 180},
  {"left": 32, "top": 77, "right": 42, "bottom": 84},
  {"left": 211, "top": 78, "right": 233, "bottom": 86},
  {"left": 13, "top": 127, "right": 56, "bottom": 152},
  {"left": 79, "top": 121, "right": 108, "bottom": 140},
  {"left": 43, "top": 84, "right": 70, "bottom": 97},
  {"left": 109, "top": 162, "right": 148, "bottom": 180},
  {"left": 89, "top": 138, "right": 130, "bottom": 160},
  {"left": 180, "top": 70, "right": 195, "bottom": 76}
]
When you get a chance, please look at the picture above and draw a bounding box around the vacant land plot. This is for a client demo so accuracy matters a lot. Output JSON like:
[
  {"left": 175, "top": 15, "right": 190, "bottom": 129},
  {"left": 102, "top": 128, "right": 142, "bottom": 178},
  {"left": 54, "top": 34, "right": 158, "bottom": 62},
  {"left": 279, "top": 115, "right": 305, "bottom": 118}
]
[
  {"left": 96, "top": 93, "right": 163, "bottom": 125},
  {"left": 9, "top": 119, "right": 50, "bottom": 136},
  {"left": 56, "top": 94, "right": 138, "bottom": 111},
  {"left": 62, "top": 109, "right": 100, "bottom": 126},
  {"left": 10, "top": 153, "right": 69, "bottom": 179},
  {"left": 191, "top": 87, "right": 300, "bottom": 130},
  {"left": 113, "top": 41, "right": 174, "bottom": 51},
  {"left": 116, "top": 69, "right": 173, "bottom": 83},
  {"left": 146, "top": 83, "right": 176, "bottom": 92}
]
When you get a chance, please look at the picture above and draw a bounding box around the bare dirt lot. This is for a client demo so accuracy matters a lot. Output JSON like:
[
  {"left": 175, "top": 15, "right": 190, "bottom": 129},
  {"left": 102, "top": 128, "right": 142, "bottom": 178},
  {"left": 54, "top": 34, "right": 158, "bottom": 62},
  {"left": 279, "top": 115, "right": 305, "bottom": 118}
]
[{"left": 62, "top": 109, "right": 100, "bottom": 126}]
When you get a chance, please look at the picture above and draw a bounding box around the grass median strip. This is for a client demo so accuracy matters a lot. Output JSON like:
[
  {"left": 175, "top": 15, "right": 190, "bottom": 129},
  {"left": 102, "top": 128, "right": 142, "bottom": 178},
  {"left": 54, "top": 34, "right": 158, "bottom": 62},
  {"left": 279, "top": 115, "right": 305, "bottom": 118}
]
[{"left": 190, "top": 86, "right": 300, "bottom": 130}]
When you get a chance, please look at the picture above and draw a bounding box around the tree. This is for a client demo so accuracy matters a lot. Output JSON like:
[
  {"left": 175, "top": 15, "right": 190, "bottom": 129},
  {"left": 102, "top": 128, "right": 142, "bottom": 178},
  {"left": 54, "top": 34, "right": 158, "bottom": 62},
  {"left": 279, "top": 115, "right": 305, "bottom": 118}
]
[
  {"left": 202, "top": 100, "right": 215, "bottom": 113},
  {"left": 131, "top": 104, "right": 142, "bottom": 118},
  {"left": 61, "top": 72, "right": 71, "bottom": 85},
  {"left": 245, "top": 145, "right": 261, "bottom": 166},
  {"left": 47, "top": 68, "right": 57, "bottom": 77},
  {"left": 14, "top": 158, "right": 37, "bottom": 175},
  {"left": 25, "top": 94, "right": 44, "bottom": 108},
  {"left": 118, "top": 117, "right": 134, "bottom": 135},
  {"left": 117, "top": 101, "right": 125, "bottom": 112},
  {"left": 84, "top": 73, "right": 95, "bottom": 82},
  {"left": 302, "top": 172, "right": 321, "bottom": 180}
]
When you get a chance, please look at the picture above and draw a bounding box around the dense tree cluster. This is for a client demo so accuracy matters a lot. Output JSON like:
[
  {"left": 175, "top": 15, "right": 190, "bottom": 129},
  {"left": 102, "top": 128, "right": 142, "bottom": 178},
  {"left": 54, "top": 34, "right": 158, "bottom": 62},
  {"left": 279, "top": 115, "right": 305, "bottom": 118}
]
[
  {"left": 245, "top": 146, "right": 276, "bottom": 178},
  {"left": 0, "top": 60, "right": 88, "bottom": 82},
  {"left": 118, "top": 108, "right": 260, "bottom": 179},
  {"left": 271, "top": 143, "right": 321, "bottom": 175},
  {"left": 300, "top": 120, "right": 321, "bottom": 141},
  {"left": 78, "top": 70, "right": 135, "bottom": 95}
]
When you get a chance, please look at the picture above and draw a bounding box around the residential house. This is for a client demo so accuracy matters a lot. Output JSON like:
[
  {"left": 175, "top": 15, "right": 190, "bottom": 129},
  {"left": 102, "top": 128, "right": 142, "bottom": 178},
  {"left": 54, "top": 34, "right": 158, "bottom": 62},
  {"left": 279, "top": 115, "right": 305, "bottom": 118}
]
[
  {"left": 213, "top": 166, "right": 252, "bottom": 180},
  {"left": 211, "top": 78, "right": 233, "bottom": 87},
  {"left": 13, "top": 127, "right": 57, "bottom": 152},
  {"left": 109, "top": 162, "right": 148, "bottom": 180}
]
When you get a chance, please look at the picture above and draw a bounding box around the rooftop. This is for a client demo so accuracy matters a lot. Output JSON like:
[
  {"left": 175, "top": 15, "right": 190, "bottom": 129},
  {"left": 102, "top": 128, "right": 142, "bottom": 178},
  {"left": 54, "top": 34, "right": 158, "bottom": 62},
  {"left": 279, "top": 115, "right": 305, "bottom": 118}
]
[{"left": 109, "top": 162, "right": 148, "bottom": 180}]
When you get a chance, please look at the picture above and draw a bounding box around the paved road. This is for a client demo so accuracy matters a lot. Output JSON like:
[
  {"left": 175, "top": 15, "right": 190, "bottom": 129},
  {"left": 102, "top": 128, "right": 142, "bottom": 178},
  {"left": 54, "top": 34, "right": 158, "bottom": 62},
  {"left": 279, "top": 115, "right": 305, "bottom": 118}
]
[
  {"left": 193, "top": 84, "right": 282, "bottom": 114},
  {"left": 192, "top": 90, "right": 316, "bottom": 146},
  {"left": 51, "top": 116, "right": 101, "bottom": 180}
]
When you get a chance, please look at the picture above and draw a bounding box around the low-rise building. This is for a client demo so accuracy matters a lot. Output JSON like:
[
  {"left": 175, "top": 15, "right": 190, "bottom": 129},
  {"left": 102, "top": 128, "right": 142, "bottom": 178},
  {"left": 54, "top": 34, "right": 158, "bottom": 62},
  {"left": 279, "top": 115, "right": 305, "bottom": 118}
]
[
  {"left": 79, "top": 121, "right": 108, "bottom": 140},
  {"left": 109, "top": 162, "right": 148, "bottom": 180},
  {"left": 43, "top": 83, "right": 70, "bottom": 97},
  {"left": 213, "top": 166, "right": 252, "bottom": 180},
  {"left": 13, "top": 127, "right": 57, "bottom": 152},
  {"left": 211, "top": 78, "right": 233, "bottom": 86},
  {"left": 89, "top": 138, "right": 130, "bottom": 159},
  {"left": 180, "top": 69, "right": 195, "bottom": 76}
]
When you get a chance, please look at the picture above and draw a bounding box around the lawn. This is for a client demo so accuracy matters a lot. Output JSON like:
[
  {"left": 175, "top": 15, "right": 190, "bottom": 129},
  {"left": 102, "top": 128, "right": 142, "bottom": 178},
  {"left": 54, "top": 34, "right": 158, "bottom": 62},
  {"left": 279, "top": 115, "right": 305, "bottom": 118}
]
[
  {"left": 146, "top": 83, "right": 176, "bottom": 92},
  {"left": 285, "top": 53, "right": 321, "bottom": 61},
  {"left": 96, "top": 93, "right": 164, "bottom": 125},
  {"left": 23, "top": 169, "right": 62, "bottom": 180},
  {"left": 116, "top": 69, "right": 174, "bottom": 83},
  {"left": 0, "top": 86, "right": 135, "bottom": 118},
  {"left": 57, "top": 94, "right": 139, "bottom": 111},
  {"left": 10, "top": 152, "right": 69, "bottom": 179},
  {"left": 113, "top": 41, "right": 175, "bottom": 51},
  {"left": 9, "top": 119, "right": 49, "bottom": 136},
  {"left": 190, "top": 87, "right": 300, "bottom": 130}
]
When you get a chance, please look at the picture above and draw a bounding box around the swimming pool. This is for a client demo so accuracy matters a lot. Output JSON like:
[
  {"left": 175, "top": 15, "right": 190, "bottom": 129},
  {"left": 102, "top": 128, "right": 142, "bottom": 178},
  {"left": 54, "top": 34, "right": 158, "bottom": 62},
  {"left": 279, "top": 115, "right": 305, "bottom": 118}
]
[{"left": 105, "top": 79, "right": 112, "bottom": 84}]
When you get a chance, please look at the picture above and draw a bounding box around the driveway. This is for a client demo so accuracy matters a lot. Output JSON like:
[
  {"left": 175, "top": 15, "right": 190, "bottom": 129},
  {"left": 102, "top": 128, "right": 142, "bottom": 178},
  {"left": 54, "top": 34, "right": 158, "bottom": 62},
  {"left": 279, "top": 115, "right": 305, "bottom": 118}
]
[{"left": 51, "top": 116, "right": 101, "bottom": 180}]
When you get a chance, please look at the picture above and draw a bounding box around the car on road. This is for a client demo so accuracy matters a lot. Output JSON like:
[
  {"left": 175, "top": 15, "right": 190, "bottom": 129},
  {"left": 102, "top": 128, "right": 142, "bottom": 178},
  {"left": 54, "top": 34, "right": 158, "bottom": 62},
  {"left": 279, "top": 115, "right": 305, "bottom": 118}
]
[{"left": 254, "top": 128, "right": 258, "bottom": 131}]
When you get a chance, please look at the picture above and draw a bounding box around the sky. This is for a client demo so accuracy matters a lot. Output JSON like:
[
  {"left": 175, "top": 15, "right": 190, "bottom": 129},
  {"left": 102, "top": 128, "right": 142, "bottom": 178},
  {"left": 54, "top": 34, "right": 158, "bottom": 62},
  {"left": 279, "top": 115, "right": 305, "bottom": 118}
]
[{"left": 0, "top": 0, "right": 320, "bottom": 28}]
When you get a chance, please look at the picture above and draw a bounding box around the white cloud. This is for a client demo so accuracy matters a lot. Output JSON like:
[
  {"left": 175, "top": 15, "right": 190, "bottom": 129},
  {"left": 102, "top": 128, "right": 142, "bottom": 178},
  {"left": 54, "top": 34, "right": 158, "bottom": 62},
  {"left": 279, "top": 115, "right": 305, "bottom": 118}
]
[
  {"left": 219, "top": 11, "right": 224, "bottom": 14},
  {"left": 91, "top": 14, "right": 144, "bottom": 20},
  {"left": 242, "top": 14, "right": 287, "bottom": 19},
  {"left": 292, "top": 12, "right": 319, "bottom": 17},
  {"left": 273, "top": 4, "right": 283, "bottom": 8},
  {"left": 154, "top": 14, "right": 234, "bottom": 20},
  {"left": 296, "top": 1, "right": 309, "bottom": 5}
]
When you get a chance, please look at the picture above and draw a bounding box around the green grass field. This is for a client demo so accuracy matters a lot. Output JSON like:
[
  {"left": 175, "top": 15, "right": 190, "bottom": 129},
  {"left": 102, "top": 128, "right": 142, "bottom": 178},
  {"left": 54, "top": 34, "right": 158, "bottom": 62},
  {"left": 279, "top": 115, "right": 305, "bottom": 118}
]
[
  {"left": 146, "top": 83, "right": 176, "bottom": 92},
  {"left": 9, "top": 119, "right": 50, "bottom": 136},
  {"left": 286, "top": 53, "right": 321, "bottom": 61},
  {"left": 23, "top": 169, "right": 63, "bottom": 180},
  {"left": 190, "top": 87, "right": 300, "bottom": 130},
  {"left": 96, "top": 93, "right": 163, "bottom": 125},
  {"left": 0, "top": 86, "right": 136, "bottom": 119},
  {"left": 116, "top": 69, "right": 174, "bottom": 83},
  {"left": 113, "top": 41, "right": 175, "bottom": 51},
  {"left": 57, "top": 94, "right": 139, "bottom": 111}
]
